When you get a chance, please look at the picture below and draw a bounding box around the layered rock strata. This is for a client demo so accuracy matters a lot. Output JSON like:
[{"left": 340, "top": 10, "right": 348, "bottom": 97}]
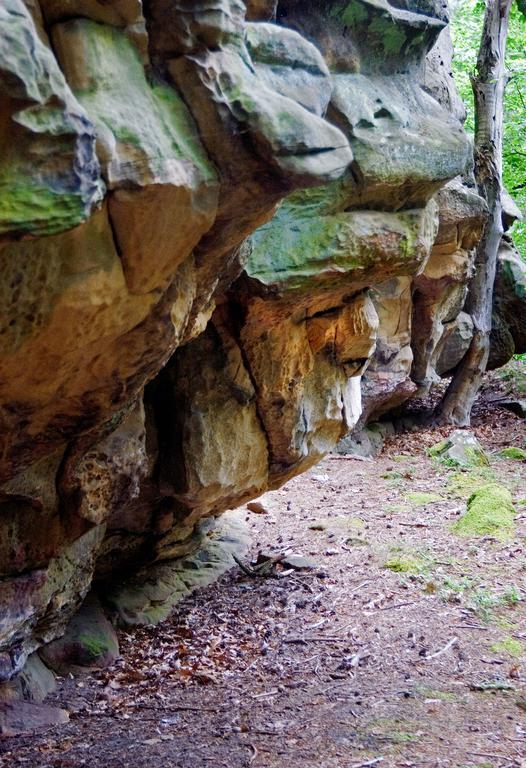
[
  {"left": 1, "top": 0, "right": 520, "bottom": 696},
  {"left": 0, "top": 0, "right": 354, "bottom": 681}
]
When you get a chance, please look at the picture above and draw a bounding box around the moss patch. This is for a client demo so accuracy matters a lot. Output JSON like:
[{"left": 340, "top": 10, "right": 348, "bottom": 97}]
[
  {"left": 383, "top": 546, "right": 434, "bottom": 575},
  {"left": 370, "top": 717, "right": 420, "bottom": 745},
  {"left": 453, "top": 484, "right": 516, "bottom": 540},
  {"left": 384, "top": 556, "right": 423, "bottom": 573},
  {"left": 490, "top": 637, "right": 524, "bottom": 658},
  {"left": 446, "top": 468, "right": 497, "bottom": 499},
  {"left": 497, "top": 363, "right": 526, "bottom": 394},
  {"left": 340, "top": 0, "right": 369, "bottom": 26},
  {"left": 497, "top": 447, "right": 526, "bottom": 461},
  {"left": 71, "top": 21, "right": 216, "bottom": 184},
  {"left": 406, "top": 491, "right": 443, "bottom": 506},
  {"left": 428, "top": 439, "right": 449, "bottom": 458},
  {"left": 78, "top": 632, "right": 116, "bottom": 662}
]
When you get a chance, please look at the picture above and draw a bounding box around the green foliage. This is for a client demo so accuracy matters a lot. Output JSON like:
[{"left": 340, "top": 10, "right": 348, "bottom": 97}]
[
  {"left": 450, "top": 0, "right": 526, "bottom": 258},
  {"left": 384, "top": 555, "right": 423, "bottom": 573}
]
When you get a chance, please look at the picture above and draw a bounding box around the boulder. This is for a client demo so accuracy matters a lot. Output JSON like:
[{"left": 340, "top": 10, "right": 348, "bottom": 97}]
[
  {"left": 428, "top": 430, "right": 489, "bottom": 468},
  {"left": 453, "top": 484, "right": 516, "bottom": 540},
  {"left": 0, "top": 0, "right": 484, "bottom": 701},
  {"left": 489, "top": 238, "right": 526, "bottom": 369},
  {"left": 336, "top": 423, "right": 395, "bottom": 458},
  {"left": 0, "top": 701, "right": 68, "bottom": 738},
  {"left": 39, "top": 594, "right": 119, "bottom": 675},
  {"left": 0, "top": 654, "right": 56, "bottom": 705}
]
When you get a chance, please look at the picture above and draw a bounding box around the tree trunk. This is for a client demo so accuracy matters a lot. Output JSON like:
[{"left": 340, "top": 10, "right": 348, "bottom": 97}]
[{"left": 435, "top": 0, "right": 512, "bottom": 426}]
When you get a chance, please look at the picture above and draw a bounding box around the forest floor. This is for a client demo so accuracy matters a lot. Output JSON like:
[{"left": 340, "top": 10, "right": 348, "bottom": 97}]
[{"left": 1, "top": 363, "right": 526, "bottom": 768}]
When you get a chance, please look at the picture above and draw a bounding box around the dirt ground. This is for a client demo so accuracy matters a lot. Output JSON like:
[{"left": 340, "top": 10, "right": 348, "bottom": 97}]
[{"left": 1, "top": 364, "right": 525, "bottom": 768}]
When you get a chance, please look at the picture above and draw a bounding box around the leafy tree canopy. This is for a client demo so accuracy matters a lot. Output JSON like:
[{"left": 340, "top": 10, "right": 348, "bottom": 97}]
[{"left": 450, "top": 0, "right": 526, "bottom": 258}]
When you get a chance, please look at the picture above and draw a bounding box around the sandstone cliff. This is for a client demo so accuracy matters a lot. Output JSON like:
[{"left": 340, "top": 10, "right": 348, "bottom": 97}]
[{"left": 0, "top": 0, "right": 523, "bottom": 695}]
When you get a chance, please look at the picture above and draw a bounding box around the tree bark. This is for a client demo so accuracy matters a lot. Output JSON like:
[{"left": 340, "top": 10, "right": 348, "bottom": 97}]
[{"left": 435, "top": 0, "right": 512, "bottom": 426}]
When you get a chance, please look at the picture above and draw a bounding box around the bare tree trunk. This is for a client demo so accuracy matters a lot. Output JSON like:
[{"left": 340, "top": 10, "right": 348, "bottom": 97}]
[{"left": 435, "top": 0, "right": 512, "bottom": 426}]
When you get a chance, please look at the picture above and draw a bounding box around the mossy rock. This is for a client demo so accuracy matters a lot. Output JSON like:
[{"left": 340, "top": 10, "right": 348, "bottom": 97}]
[
  {"left": 427, "top": 438, "right": 450, "bottom": 458},
  {"left": 105, "top": 510, "right": 250, "bottom": 626},
  {"left": 39, "top": 594, "right": 119, "bottom": 674},
  {"left": 453, "top": 484, "right": 516, "bottom": 540},
  {"left": 428, "top": 430, "right": 489, "bottom": 468}
]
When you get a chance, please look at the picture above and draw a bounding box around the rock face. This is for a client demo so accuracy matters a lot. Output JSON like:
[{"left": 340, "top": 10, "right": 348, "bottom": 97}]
[
  {"left": 489, "top": 238, "right": 526, "bottom": 369},
  {"left": 411, "top": 178, "right": 487, "bottom": 393},
  {"left": 0, "top": 0, "right": 521, "bottom": 692}
]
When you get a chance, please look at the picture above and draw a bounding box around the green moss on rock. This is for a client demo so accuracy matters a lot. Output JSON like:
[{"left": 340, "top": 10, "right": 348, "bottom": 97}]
[
  {"left": 64, "top": 20, "right": 215, "bottom": 186},
  {"left": 427, "top": 439, "right": 450, "bottom": 458},
  {"left": 248, "top": 199, "right": 433, "bottom": 291},
  {"left": 0, "top": 4, "right": 103, "bottom": 236},
  {"left": 77, "top": 631, "right": 118, "bottom": 663},
  {"left": 453, "top": 484, "right": 516, "bottom": 540},
  {"left": 428, "top": 431, "right": 489, "bottom": 468},
  {"left": 340, "top": 0, "right": 369, "bottom": 26}
]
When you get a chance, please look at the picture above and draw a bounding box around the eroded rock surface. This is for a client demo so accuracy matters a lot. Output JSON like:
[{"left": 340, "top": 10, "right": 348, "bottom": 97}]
[
  {"left": 411, "top": 178, "right": 487, "bottom": 393},
  {"left": 0, "top": 0, "right": 522, "bottom": 699},
  {"left": 489, "top": 238, "right": 526, "bottom": 369}
]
